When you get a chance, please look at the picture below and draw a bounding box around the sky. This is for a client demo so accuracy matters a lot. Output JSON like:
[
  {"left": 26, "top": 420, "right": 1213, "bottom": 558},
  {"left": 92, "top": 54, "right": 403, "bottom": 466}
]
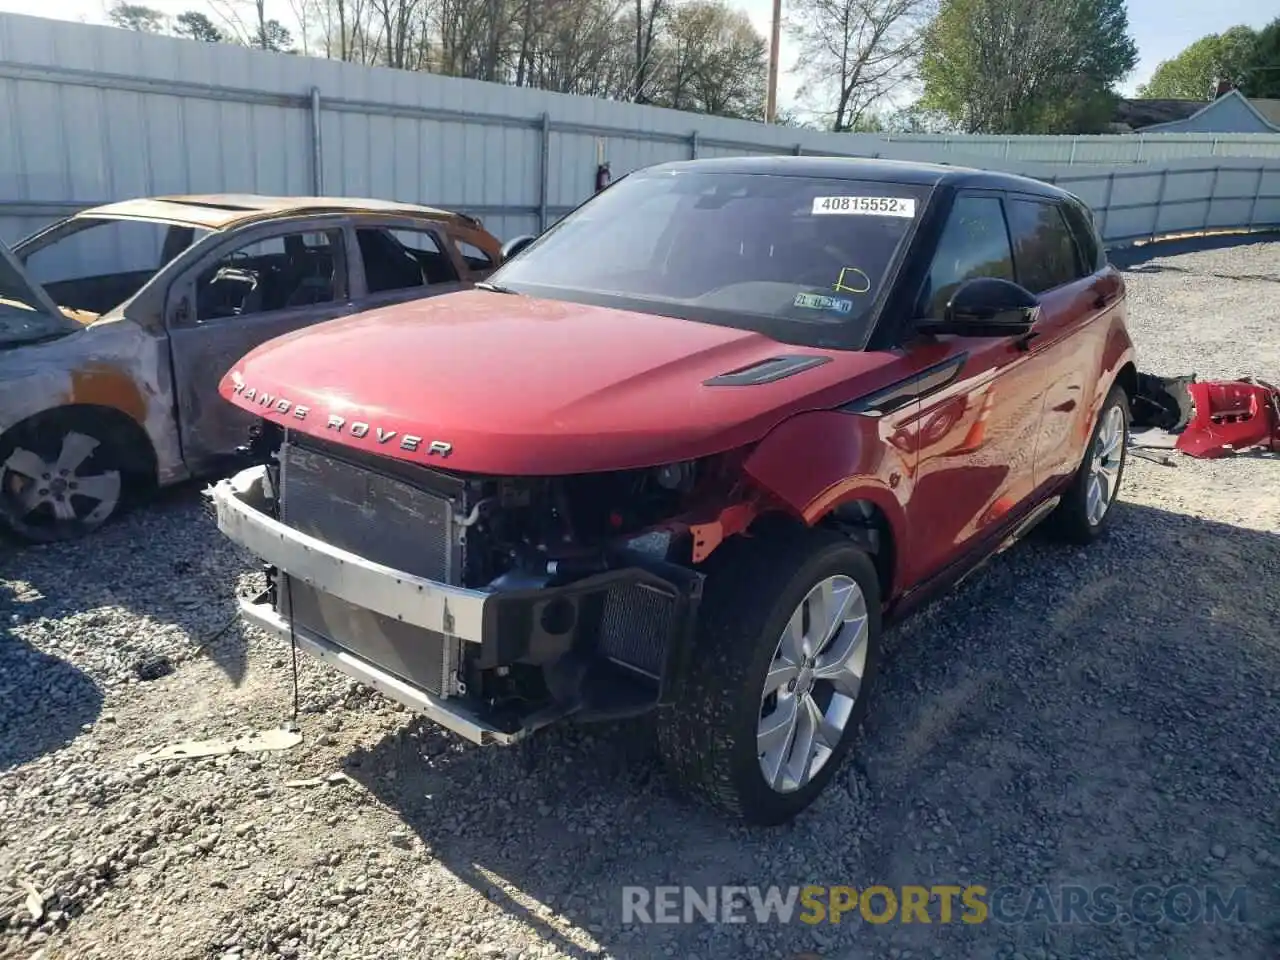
[{"left": 0, "top": 0, "right": 1275, "bottom": 112}]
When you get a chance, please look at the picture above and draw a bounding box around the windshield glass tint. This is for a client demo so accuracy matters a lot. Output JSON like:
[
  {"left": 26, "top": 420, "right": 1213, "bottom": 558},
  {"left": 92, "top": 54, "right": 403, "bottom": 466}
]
[{"left": 488, "top": 170, "right": 929, "bottom": 347}]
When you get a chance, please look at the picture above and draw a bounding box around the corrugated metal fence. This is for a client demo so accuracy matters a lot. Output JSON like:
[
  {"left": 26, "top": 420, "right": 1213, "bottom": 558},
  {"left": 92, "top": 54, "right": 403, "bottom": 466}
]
[
  {"left": 879, "top": 133, "right": 1280, "bottom": 164},
  {"left": 2, "top": 11, "right": 1280, "bottom": 252}
]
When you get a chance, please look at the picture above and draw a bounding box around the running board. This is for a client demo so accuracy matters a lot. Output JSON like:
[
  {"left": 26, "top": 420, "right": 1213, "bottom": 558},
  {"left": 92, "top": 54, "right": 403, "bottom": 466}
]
[
  {"left": 998, "top": 495, "right": 1062, "bottom": 553},
  {"left": 952, "top": 496, "right": 1062, "bottom": 593}
]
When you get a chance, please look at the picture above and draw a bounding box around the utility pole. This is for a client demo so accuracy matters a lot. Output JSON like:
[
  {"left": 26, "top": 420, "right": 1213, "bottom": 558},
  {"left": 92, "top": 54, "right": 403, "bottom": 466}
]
[{"left": 765, "top": 0, "right": 781, "bottom": 123}]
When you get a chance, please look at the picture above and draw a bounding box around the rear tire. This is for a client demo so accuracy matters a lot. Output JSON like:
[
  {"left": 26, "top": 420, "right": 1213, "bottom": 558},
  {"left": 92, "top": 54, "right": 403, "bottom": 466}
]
[
  {"left": 656, "top": 525, "right": 882, "bottom": 826},
  {"left": 1044, "top": 383, "right": 1129, "bottom": 545}
]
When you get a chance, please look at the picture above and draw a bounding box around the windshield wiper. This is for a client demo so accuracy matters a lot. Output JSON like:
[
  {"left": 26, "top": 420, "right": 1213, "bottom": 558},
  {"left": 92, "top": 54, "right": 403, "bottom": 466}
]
[{"left": 475, "top": 281, "right": 518, "bottom": 295}]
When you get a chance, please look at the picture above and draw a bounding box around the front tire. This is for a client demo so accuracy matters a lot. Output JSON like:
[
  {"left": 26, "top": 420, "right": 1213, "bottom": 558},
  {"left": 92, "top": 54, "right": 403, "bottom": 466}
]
[
  {"left": 0, "top": 413, "right": 131, "bottom": 543},
  {"left": 1045, "top": 383, "right": 1129, "bottom": 545},
  {"left": 656, "top": 526, "right": 882, "bottom": 826}
]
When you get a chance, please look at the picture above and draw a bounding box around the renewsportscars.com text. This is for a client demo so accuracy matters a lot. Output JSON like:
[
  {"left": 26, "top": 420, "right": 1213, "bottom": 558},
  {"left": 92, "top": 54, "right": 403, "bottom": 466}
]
[{"left": 620, "top": 884, "right": 1250, "bottom": 926}]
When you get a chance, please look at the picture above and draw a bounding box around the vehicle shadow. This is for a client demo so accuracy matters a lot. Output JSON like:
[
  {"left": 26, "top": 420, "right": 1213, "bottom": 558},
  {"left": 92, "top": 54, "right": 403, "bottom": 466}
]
[
  {"left": 0, "top": 479, "right": 260, "bottom": 687},
  {"left": 1109, "top": 231, "right": 1280, "bottom": 271},
  {"left": 0, "top": 582, "right": 104, "bottom": 770},
  {"left": 346, "top": 501, "right": 1280, "bottom": 960}
]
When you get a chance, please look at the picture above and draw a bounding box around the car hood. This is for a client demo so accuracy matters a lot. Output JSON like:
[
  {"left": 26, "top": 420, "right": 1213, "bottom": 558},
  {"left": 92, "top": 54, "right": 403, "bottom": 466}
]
[{"left": 220, "top": 290, "right": 894, "bottom": 474}]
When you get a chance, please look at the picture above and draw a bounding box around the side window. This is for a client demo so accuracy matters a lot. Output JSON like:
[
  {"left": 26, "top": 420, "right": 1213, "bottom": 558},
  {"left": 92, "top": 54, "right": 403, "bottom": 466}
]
[
  {"left": 1061, "top": 200, "right": 1104, "bottom": 273},
  {"left": 453, "top": 238, "right": 494, "bottom": 272},
  {"left": 918, "top": 195, "right": 1014, "bottom": 319},
  {"left": 1006, "top": 199, "right": 1086, "bottom": 294},
  {"left": 195, "top": 230, "right": 342, "bottom": 322},
  {"left": 355, "top": 227, "right": 458, "bottom": 293}
]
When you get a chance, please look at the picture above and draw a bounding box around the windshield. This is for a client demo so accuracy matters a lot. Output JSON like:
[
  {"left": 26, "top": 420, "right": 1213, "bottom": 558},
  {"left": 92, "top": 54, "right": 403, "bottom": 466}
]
[
  {"left": 21, "top": 217, "right": 212, "bottom": 316},
  {"left": 0, "top": 244, "right": 75, "bottom": 348},
  {"left": 487, "top": 170, "right": 931, "bottom": 348}
]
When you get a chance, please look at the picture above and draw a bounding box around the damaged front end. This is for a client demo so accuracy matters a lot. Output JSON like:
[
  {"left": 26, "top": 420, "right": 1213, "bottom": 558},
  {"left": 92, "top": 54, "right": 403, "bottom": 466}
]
[{"left": 208, "top": 426, "right": 777, "bottom": 745}]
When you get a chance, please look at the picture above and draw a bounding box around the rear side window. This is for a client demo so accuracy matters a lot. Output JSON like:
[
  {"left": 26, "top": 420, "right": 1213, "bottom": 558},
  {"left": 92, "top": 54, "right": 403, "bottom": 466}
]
[
  {"left": 453, "top": 238, "right": 494, "bottom": 272},
  {"left": 1061, "top": 200, "right": 1104, "bottom": 273},
  {"left": 918, "top": 195, "right": 1014, "bottom": 318},
  {"left": 356, "top": 227, "right": 458, "bottom": 293},
  {"left": 1006, "top": 199, "right": 1085, "bottom": 294}
]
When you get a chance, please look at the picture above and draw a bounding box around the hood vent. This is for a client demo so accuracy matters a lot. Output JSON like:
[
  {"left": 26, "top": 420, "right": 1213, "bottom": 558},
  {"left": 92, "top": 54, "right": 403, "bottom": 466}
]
[{"left": 704, "top": 355, "right": 831, "bottom": 387}]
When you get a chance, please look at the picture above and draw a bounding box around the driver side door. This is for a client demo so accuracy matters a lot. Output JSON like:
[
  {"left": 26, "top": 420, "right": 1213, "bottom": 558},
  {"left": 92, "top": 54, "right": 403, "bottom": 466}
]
[
  {"left": 902, "top": 191, "right": 1054, "bottom": 585},
  {"left": 165, "top": 221, "right": 354, "bottom": 470}
]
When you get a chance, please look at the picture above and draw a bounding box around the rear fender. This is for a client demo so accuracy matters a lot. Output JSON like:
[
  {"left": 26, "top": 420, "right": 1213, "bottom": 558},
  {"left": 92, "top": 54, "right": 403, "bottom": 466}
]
[
  {"left": 741, "top": 408, "right": 912, "bottom": 588},
  {"left": 1086, "top": 316, "right": 1137, "bottom": 438}
]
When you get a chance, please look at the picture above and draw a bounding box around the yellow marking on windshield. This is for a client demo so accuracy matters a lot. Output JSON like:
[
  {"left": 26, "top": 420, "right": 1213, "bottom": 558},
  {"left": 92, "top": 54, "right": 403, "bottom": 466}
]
[{"left": 833, "top": 267, "right": 871, "bottom": 295}]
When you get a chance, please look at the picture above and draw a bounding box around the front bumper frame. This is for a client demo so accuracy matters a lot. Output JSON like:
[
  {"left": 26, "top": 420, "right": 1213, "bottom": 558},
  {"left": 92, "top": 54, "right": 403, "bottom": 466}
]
[
  {"left": 210, "top": 465, "right": 703, "bottom": 745},
  {"left": 213, "top": 464, "right": 489, "bottom": 641}
]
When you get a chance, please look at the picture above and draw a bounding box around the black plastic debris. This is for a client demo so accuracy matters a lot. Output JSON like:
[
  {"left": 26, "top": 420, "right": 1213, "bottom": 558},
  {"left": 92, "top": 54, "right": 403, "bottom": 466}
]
[
  {"left": 133, "top": 655, "right": 174, "bottom": 682},
  {"left": 1132, "top": 372, "right": 1196, "bottom": 431}
]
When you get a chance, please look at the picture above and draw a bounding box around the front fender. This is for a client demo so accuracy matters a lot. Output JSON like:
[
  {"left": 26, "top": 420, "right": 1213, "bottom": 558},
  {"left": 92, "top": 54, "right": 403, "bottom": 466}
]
[{"left": 741, "top": 408, "right": 912, "bottom": 587}]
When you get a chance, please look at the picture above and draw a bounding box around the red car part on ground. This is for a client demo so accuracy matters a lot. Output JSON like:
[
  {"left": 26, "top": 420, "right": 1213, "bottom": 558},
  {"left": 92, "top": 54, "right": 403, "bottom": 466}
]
[{"left": 1175, "top": 379, "right": 1280, "bottom": 459}]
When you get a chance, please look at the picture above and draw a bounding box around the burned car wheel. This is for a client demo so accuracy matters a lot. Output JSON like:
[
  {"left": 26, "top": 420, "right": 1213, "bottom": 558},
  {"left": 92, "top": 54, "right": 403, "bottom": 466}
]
[
  {"left": 0, "top": 412, "right": 137, "bottom": 543},
  {"left": 657, "top": 525, "right": 882, "bottom": 826},
  {"left": 1045, "top": 383, "right": 1129, "bottom": 545}
]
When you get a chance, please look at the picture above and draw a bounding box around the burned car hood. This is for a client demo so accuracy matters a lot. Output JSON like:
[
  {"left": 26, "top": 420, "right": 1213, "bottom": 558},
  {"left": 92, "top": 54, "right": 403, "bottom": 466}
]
[{"left": 220, "top": 289, "right": 893, "bottom": 474}]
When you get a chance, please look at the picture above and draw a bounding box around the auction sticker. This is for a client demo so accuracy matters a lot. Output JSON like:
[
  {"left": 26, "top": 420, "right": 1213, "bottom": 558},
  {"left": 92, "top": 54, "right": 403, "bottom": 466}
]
[
  {"left": 811, "top": 196, "right": 916, "bottom": 217},
  {"left": 794, "top": 292, "right": 854, "bottom": 314}
]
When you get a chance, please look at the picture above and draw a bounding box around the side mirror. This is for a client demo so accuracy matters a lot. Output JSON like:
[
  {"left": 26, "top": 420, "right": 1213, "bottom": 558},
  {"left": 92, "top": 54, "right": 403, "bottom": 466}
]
[
  {"left": 500, "top": 234, "right": 537, "bottom": 261},
  {"left": 917, "top": 277, "right": 1039, "bottom": 338}
]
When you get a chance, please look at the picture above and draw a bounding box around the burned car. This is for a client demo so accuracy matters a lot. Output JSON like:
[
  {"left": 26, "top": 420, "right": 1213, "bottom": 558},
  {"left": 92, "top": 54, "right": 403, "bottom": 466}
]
[
  {"left": 211, "top": 158, "right": 1135, "bottom": 824},
  {"left": 0, "top": 195, "right": 503, "bottom": 541}
]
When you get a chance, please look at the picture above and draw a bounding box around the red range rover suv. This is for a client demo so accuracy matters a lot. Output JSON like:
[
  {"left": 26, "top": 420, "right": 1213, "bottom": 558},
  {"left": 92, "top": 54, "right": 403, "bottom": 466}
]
[{"left": 211, "top": 157, "right": 1134, "bottom": 825}]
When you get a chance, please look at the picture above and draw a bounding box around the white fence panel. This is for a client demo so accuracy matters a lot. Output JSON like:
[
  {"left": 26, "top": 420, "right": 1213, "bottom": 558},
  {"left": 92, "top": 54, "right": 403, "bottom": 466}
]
[{"left": 2, "top": 11, "right": 1279, "bottom": 267}]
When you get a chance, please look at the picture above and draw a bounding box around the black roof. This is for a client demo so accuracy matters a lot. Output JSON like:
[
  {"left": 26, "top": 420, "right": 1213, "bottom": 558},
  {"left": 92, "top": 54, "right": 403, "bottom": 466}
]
[
  {"left": 644, "top": 155, "right": 1070, "bottom": 201},
  {"left": 1113, "top": 98, "right": 1205, "bottom": 130}
]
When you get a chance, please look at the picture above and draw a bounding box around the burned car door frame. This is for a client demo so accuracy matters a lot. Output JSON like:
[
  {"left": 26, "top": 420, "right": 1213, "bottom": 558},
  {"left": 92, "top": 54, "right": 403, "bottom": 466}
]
[{"left": 163, "top": 214, "right": 356, "bottom": 470}]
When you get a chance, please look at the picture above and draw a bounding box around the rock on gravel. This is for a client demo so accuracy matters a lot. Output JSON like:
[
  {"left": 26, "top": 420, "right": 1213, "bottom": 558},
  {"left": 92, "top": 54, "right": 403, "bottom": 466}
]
[{"left": 2, "top": 236, "right": 1278, "bottom": 960}]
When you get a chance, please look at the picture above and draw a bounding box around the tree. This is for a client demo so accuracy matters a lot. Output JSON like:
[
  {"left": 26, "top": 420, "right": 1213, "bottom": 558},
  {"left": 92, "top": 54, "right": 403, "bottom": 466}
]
[
  {"left": 1136, "top": 26, "right": 1257, "bottom": 99},
  {"left": 257, "top": 18, "right": 294, "bottom": 49},
  {"left": 107, "top": 2, "right": 166, "bottom": 32},
  {"left": 788, "top": 0, "right": 928, "bottom": 132},
  {"left": 1240, "top": 17, "right": 1280, "bottom": 98},
  {"left": 631, "top": 0, "right": 667, "bottom": 102},
  {"left": 297, "top": 0, "right": 768, "bottom": 120},
  {"left": 658, "top": 1, "right": 767, "bottom": 118},
  {"left": 918, "top": 0, "right": 1138, "bottom": 134},
  {"left": 174, "top": 11, "right": 228, "bottom": 42}
]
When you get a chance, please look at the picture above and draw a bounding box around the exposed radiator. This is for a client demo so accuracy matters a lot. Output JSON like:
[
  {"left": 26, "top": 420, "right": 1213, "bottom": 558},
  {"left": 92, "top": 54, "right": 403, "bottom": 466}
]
[
  {"left": 280, "top": 575, "right": 457, "bottom": 698},
  {"left": 279, "top": 440, "right": 461, "bottom": 584}
]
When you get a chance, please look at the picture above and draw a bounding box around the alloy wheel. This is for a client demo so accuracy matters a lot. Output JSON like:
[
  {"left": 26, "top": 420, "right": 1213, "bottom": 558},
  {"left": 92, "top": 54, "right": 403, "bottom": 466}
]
[
  {"left": 1, "top": 431, "right": 122, "bottom": 537},
  {"left": 757, "top": 574, "right": 870, "bottom": 794},
  {"left": 1086, "top": 405, "right": 1125, "bottom": 526}
]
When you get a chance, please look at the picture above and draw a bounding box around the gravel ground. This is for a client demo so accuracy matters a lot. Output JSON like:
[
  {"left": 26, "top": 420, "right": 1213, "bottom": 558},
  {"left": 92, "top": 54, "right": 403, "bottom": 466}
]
[{"left": 2, "top": 235, "right": 1278, "bottom": 960}]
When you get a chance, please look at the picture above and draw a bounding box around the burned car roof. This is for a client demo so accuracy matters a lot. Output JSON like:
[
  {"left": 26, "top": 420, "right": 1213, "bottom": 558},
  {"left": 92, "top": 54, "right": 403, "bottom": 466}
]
[{"left": 73, "top": 195, "right": 471, "bottom": 231}]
